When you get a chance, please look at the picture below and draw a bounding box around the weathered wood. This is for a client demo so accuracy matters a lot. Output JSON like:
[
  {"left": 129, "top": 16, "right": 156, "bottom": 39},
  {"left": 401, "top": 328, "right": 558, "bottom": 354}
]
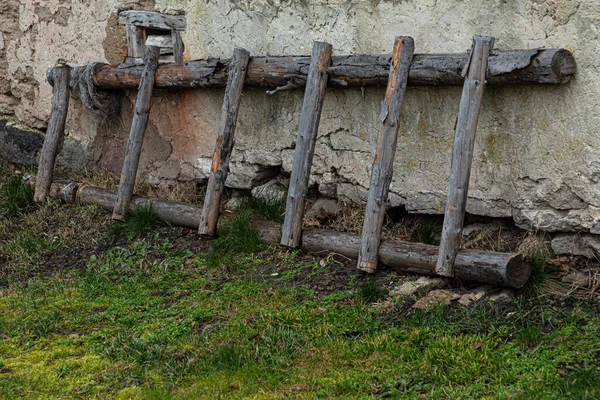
[
  {"left": 112, "top": 46, "right": 160, "bottom": 220},
  {"left": 34, "top": 64, "right": 71, "bottom": 203},
  {"left": 436, "top": 35, "right": 495, "bottom": 277},
  {"left": 88, "top": 49, "right": 575, "bottom": 89},
  {"left": 256, "top": 221, "right": 530, "bottom": 288},
  {"left": 357, "top": 36, "right": 414, "bottom": 274},
  {"left": 119, "top": 10, "right": 186, "bottom": 31},
  {"left": 171, "top": 31, "right": 184, "bottom": 63},
  {"left": 198, "top": 48, "right": 251, "bottom": 236},
  {"left": 34, "top": 178, "right": 530, "bottom": 288},
  {"left": 280, "top": 42, "right": 332, "bottom": 248},
  {"left": 125, "top": 25, "right": 147, "bottom": 63}
]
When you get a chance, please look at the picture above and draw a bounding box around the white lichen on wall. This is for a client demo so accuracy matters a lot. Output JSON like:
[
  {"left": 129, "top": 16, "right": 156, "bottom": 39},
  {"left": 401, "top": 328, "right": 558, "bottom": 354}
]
[{"left": 3, "top": 0, "right": 600, "bottom": 234}]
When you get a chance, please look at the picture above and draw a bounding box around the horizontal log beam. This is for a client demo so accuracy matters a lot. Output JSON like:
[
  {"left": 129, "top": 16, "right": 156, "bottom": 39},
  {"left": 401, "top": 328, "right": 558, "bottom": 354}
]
[
  {"left": 83, "top": 48, "right": 575, "bottom": 90},
  {"left": 33, "top": 179, "right": 530, "bottom": 288}
]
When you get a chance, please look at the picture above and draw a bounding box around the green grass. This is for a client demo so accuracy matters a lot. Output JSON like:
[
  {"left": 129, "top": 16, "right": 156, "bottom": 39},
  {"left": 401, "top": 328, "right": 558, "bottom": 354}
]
[
  {"left": 204, "top": 208, "right": 264, "bottom": 269},
  {"left": 240, "top": 196, "right": 286, "bottom": 223},
  {"left": 0, "top": 175, "right": 35, "bottom": 216},
  {"left": 109, "top": 202, "right": 160, "bottom": 240},
  {"left": 1, "top": 231, "right": 599, "bottom": 399}
]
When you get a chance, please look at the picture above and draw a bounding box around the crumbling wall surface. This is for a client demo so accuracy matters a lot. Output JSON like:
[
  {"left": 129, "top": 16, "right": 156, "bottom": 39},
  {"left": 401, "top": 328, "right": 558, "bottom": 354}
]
[{"left": 3, "top": 0, "right": 600, "bottom": 235}]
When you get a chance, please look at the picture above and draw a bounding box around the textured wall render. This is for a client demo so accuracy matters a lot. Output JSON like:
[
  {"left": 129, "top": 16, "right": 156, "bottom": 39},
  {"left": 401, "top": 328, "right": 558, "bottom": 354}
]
[{"left": 2, "top": 0, "right": 600, "bottom": 234}]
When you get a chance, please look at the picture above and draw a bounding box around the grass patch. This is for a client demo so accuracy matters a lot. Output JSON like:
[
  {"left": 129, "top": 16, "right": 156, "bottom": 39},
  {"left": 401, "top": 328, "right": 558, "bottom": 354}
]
[
  {"left": 240, "top": 196, "right": 286, "bottom": 223},
  {"left": 204, "top": 208, "right": 264, "bottom": 269},
  {"left": 358, "top": 280, "right": 385, "bottom": 303},
  {"left": 0, "top": 175, "right": 35, "bottom": 216},
  {"left": 109, "top": 202, "right": 160, "bottom": 240}
]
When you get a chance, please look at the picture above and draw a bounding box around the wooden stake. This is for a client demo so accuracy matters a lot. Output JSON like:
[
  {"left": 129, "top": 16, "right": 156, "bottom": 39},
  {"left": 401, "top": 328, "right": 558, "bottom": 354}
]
[
  {"left": 280, "top": 41, "right": 332, "bottom": 248},
  {"left": 112, "top": 45, "right": 160, "bottom": 221},
  {"left": 198, "top": 47, "right": 251, "bottom": 236},
  {"left": 34, "top": 64, "right": 71, "bottom": 203},
  {"left": 171, "top": 31, "right": 184, "bottom": 63},
  {"left": 436, "top": 35, "right": 495, "bottom": 277},
  {"left": 357, "top": 36, "right": 414, "bottom": 273}
]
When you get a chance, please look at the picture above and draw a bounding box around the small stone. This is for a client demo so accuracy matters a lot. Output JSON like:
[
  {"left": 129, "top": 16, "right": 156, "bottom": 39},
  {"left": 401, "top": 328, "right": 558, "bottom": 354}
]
[
  {"left": 251, "top": 179, "right": 287, "bottom": 203},
  {"left": 306, "top": 198, "right": 342, "bottom": 219},
  {"left": 390, "top": 276, "right": 445, "bottom": 298},
  {"left": 562, "top": 268, "right": 599, "bottom": 287},
  {"left": 458, "top": 286, "right": 490, "bottom": 306},
  {"left": 411, "top": 289, "right": 460, "bottom": 310},
  {"left": 225, "top": 197, "right": 244, "bottom": 211},
  {"left": 488, "top": 289, "right": 514, "bottom": 303},
  {"left": 551, "top": 234, "right": 600, "bottom": 259}
]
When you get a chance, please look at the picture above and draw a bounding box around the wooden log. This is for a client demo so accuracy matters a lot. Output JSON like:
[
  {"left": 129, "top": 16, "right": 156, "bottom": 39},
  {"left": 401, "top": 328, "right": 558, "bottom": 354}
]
[
  {"left": 34, "top": 64, "right": 71, "bottom": 203},
  {"left": 119, "top": 10, "right": 186, "bottom": 31},
  {"left": 436, "top": 35, "right": 495, "bottom": 277},
  {"left": 112, "top": 46, "right": 160, "bottom": 221},
  {"left": 125, "top": 25, "right": 147, "bottom": 63},
  {"left": 357, "top": 36, "right": 414, "bottom": 274},
  {"left": 280, "top": 42, "right": 332, "bottom": 248},
  {"left": 35, "top": 179, "right": 530, "bottom": 288},
  {"left": 256, "top": 220, "right": 530, "bottom": 288},
  {"left": 198, "top": 47, "right": 251, "bottom": 236},
  {"left": 88, "top": 48, "right": 575, "bottom": 89},
  {"left": 171, "top": 31, "right": 184, "bottom": 63},
  {"left": 80, "top": 186, "right": 201, "bottom": 229}
]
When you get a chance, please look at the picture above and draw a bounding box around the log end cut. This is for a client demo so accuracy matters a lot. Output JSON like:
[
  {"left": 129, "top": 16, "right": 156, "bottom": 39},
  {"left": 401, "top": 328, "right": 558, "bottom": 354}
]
[
  {"left": 552, "top": 48, "right": 577, "bottom": 83},
  {"left": 504, "top": 254, "right": 531, "bottom": 289}
]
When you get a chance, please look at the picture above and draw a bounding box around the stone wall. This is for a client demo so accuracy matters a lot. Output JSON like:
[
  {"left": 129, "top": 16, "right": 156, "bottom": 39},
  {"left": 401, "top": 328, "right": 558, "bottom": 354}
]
[{"left": 2, "top": 0, "right": 600, "bottom": 234}]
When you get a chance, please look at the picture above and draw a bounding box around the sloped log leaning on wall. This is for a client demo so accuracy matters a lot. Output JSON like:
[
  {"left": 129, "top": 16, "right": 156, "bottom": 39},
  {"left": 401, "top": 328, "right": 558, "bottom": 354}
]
[
  {"left": 112, "top": 46, "right": 160, "bottom": 220},
  {"left": 34, "top": 64, "right": 71, "bottom": 203},
  {"left": 281, "top": 41, "right": 333, "bottom": 248},
  {"left": 358, "top": 36, "right": 414, "bottom": 273},
  {"left": 34, "top": 179, "right": 530, "bottom": 288},
  {"left": 436, "top": 35, "right": 495, "bottom": 277},
  {"left": 198, "top": 47, "right": 251, "bottom": 236},
  {"left": 85, "top": 48, "right": 575, "bottom": 90}
]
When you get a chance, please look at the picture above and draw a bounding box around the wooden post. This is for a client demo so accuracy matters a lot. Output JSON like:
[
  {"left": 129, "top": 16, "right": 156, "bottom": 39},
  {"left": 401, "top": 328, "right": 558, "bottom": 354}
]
[
  {"left": 171, "top": 31, "right": 184, "bottom": 63},
  {"left": 280, "top": 41, "right": 332, "bottom": 248},
  {"left": 357, "top": 37, "right": 414, "bottom": 273},
  {"left": 112, "top": 45, "right": 160, "bottom": 221},
  {"left": 436, "top": 35, "right": 495, "bottom": 277},
  {"left": 125, "top": 25, "right": 147, "bottom": 63},
  {"left": 34, "top": 64, "right": 71, "bottom": 203},
  {"left": 198, "top": 47, "right": 251, "bottom": 235}
]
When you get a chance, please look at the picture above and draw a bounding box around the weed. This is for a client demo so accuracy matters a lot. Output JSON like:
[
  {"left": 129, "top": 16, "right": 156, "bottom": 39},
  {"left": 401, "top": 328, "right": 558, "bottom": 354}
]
[
  {"left": 204, "top": 208, "right": 263, "bottom": 269},
  {"left": 1, "top": 229, "right": 58, "bottom": 267},
  {"left": 410, "top": 219, "right": 443, "bottom": 245},
  {"left": 109, "top": 202, "right": 160, "bottom": 240},
  {"left": 240, "top": 196, "right": 286, "bottom": 223},
  {"left": 358, "top": 280, "right": 385, "bottom": 303},
  {"left": 0, "top": 175, "right": 35, "bottom": 216}
]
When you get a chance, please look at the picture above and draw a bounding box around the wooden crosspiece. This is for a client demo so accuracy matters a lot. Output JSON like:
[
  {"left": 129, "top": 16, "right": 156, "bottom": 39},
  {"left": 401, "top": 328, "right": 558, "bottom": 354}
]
[
  {"left": 436, "top": 35, "right": 495, "bottom": 277},
  {"left": 357, "top": 36, "right": 415, "bottom": 273},
  {"left": 198, "top": 47, "right": 251, "bottom": 236},
  {"left": 112, "top": 46, "right": 160, "bottom": 221},
  {"left": 280, "top": 41, "right": 332, "bottom": 248}
]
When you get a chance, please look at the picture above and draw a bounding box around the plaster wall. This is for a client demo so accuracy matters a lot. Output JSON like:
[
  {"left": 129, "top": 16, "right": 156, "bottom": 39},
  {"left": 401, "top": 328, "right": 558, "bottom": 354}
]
[{"left": 2, "top": 0, "right": 600, "bottom": 233}]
